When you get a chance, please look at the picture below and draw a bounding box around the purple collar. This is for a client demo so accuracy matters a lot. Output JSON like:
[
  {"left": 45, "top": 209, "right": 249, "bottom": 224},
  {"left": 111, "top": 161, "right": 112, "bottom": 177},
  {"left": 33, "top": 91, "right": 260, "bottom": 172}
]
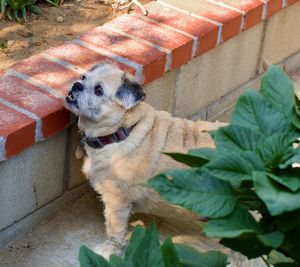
[{"left": 79, "top": 124, "right": 136, "bottom": 149}]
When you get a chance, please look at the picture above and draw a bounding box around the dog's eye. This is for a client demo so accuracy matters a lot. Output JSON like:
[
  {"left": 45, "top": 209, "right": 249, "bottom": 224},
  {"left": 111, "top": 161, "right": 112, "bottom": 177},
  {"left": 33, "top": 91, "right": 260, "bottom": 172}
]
[
  {"left": 94, "top": 84, "right": 104, "bottom": 96},
  {"left": 81, "top": 75, "right": 86, "bottom": 81}
]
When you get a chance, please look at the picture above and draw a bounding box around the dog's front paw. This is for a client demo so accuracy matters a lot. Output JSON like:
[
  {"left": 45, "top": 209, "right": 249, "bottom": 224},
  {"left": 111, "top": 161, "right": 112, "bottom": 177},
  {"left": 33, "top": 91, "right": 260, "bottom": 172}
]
[{"left": 93, "top": 240, "right": 124, "bottom": 260}]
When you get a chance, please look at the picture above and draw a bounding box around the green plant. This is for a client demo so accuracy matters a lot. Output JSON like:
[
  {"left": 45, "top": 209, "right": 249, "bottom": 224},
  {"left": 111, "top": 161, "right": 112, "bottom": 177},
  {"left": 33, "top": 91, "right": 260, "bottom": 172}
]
[
  {"left": 79, "top": 223, "right": 228, "bottom": 267},
  {"left": 1, "top": 0, "right": 42, "bottom": 22},
  {"left": 148, "top": 65, "right": 300, "bottom": 266},
  {"left": 0, "top": 0, "right": 61, "bottom": 22},
  {"left": 43, "top": 0, "right": 59, "bottom": 7}
]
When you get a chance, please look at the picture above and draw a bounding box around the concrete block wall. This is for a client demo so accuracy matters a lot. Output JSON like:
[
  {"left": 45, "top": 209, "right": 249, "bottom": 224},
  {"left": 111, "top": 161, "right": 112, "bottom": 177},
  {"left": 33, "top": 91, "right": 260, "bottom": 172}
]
[
  {"left": 0, "top": 131, "right": 67, "bottom": 233},
  {"left": 173, "top": 23, "right": 264, "bottom": 117},
  {"left": 0, "top": 0, "right": 300, "bottom": 247}
]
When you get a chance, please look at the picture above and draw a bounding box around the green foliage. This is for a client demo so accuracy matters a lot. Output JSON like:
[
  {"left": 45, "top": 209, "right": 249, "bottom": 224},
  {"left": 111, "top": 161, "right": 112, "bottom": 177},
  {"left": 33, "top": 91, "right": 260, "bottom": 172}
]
[
  {"left": 1, "top": 0, "right": 43, "bottom": 22},
  {"left": 149, "top": 169, "right": 237, "bottom": 218},
  {"left": 148, "top": 65, "right": 300, "bottom": 265},
  {"left": 174, "top": 244, "right": 227, "bottom": 267},
  {"left": 1, "top": 0, "right": 60, "bottom": 22},
  {"left": 79, "top": 224, "right": 228, "bottom": 267}
]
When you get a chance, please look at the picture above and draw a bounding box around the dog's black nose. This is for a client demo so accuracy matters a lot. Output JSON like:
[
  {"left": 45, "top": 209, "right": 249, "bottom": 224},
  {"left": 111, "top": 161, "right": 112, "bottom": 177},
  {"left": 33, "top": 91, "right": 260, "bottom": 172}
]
[
  {"left": 71, "top": 82, "right": 84, "bottom": 92},
  {"left": 66, "top": 91, "right": 76, "bottom": 104}
]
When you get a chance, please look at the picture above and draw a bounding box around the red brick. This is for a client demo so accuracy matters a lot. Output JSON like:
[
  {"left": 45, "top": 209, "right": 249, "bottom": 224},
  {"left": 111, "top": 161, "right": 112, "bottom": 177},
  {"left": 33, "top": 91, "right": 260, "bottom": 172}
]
[
  {"left": 11, "top": 54, "right": 79, "bottom": 96},
  {"left": 80, "top": 26, "right": 166, "bottom": 84},
  {"left": 157, "top": 0, "right": 242, "bottom": 42},
  {"left": 42, "top": 106, "right": 70, "bottom": 139},
  {"left": 286, "top": 0, "right": 298, "bottom": 6},
  {"left": 134, "top": 2, "right": 219, "bottom": 56},
  {"left": 0, "top": 75, "right": 70, "bottom": 139},
  {"left": 46, "top": 42, "right": 136, "bottom": 76},
  {"left": 213, "top": 0, "right": 263, "bottom": 30},
  {"left": 260, "top": 0, "right": 282, "bottom": 17},
  {"left": 0, "top": 103, "right": 36, "bottom": 159},
  {"left": 104, "top": 14, "right": 194, "bottom": 70}
]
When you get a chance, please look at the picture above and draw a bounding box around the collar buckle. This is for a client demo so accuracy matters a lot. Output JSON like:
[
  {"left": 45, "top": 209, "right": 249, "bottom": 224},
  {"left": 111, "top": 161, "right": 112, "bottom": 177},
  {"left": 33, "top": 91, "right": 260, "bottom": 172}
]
[
  {"left": 111, "top": 133, "right": 119, "bottom": 142},
  {"left": 88, "top": 137, "right": 103, "bottom": 149}
]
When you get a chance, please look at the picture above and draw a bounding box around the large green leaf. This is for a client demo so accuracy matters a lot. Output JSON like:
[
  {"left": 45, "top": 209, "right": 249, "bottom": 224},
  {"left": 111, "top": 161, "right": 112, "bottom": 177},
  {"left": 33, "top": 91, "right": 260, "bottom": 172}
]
[
  {"left": 231, "top": 90, "right": 287, "bottom": 135},
  {"left": 174, "top": 244, "right": 227, "bottom": 267},
  {"left": 109, "top": 255, "right": 130, "bottom": 267},
  {"left": 125, "top": 224, "right": 164, "bottom": 267},
  {"left": 292, "top": 112, "right": 300, "bottom": 130},
  {"left": 148, "top": 169, "right": 237, "bottom": 218},
  {"left": 79, "top": 245, "right": 111, "bottom": 267},
  {"left": 214, "top": 124, "right": 264, "bottom": 153},
  {"left": 188, "top": 148, "right": 217, "bottom": 161},
  {"left": 268, "top": 171, "right": 300, "bottom": 192},
  {"left": 275, "top": 210, "right": 300, "bottom": 232},
  {"left": 257, "top": 231, "right": 284, "bottom": 248},
  {"left": 260, "top": 65, "right": 294, "bottom": 122},
  {"left": 204, "top": 205, "right": 261, "bottom": 238},
  {"left": 268, "top": 250, "right": 296, "bottom": 266},
  {"left": 253, "top": 172, "right": 300, "bottom": 215},
  {"left": 281, "top": 226, "right": 300, "bottom": 262},
  {"left": 160, "top": 237, "right": 181, "bottom": 267},
  {"left": 220, "top": 236, "right": 272, "bottom": 259},
  {"left": 258, "top": 133, "right": 297, "bottom": 170},
  {"left": 279, "top": 148, "right": 300, "bottom": 169},
  {"left": 164, "top": 152, "right": 209, "bottom": 168},
  {"left": 204, "top": 151, "right": 264, "bottom": 184},
  {"left": 274, "top": 263, "right": 300, "bottom": 267},
  {"left": 296, "top": 96, "right": 300, "bottom": 116},
  {"left": 125, "top": 226, "right": 146, "bottom": 259}
]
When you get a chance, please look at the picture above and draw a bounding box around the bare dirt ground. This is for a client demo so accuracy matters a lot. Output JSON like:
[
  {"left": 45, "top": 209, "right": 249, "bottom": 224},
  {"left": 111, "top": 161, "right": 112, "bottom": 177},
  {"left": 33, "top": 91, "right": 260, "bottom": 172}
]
[{"left": 0, "top": 0, "right": 149, "bottom": 72}]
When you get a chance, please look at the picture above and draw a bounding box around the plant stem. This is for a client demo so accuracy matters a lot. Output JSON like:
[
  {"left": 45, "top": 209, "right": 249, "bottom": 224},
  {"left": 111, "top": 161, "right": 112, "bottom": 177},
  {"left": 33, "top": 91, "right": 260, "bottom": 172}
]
[{"left": 261, "top": 256, "right": 271, "bottom": 267}]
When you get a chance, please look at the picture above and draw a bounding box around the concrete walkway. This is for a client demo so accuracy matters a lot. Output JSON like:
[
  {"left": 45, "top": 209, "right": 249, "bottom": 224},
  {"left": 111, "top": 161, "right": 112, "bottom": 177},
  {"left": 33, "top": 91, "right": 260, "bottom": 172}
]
[{"left": 0, "top": 189, "right": 263, "bottom": 267}]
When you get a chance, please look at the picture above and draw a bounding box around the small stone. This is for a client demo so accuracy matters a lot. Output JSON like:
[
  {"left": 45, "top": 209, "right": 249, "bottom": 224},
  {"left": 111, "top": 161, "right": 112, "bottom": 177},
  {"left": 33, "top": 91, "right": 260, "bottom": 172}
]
[
  {"left": 33, "top": 41, "right": 42, "bottom": 46},
  {"left": 56, "top": 16, "right": 64, "bottom": 22},
  {"left": 17, "top": 30, "right": 33, "bottom": 38},
  {"left": 7, "top": 40, "right": 15, "bottom": 47}
]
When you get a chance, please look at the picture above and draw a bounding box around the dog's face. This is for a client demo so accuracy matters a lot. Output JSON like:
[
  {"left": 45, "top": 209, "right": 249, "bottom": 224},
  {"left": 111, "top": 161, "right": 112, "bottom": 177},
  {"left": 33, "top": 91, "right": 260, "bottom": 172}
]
[{"left": 65, "top": 64, "right": 146, "bottom": 123}]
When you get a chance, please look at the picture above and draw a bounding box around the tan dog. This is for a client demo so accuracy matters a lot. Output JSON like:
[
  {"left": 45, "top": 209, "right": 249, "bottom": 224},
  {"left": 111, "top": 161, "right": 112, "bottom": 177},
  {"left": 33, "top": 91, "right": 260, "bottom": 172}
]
[{"left": 65, "top": 63, "right": 223, "bottom": 258}]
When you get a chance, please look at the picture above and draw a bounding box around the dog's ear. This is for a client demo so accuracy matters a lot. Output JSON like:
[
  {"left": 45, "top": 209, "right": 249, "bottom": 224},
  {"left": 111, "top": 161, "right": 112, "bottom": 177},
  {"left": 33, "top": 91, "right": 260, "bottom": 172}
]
[{"left": 115, "top": 74, "right": 146, "bottom": 109}]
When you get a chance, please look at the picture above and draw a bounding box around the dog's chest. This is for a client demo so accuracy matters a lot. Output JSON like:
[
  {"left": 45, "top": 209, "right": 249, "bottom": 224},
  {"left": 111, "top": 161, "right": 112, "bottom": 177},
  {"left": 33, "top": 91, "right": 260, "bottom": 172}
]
[
  {"left": 82, "top": 143, "right": 137, "bottom": 185},
  {"left": 82, "top": 146, "right": 115, "bottom": 181}
]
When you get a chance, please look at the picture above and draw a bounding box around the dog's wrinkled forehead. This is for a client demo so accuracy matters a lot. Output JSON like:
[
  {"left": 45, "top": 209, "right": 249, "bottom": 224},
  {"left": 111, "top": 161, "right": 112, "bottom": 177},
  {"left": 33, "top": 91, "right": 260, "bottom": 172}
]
[{"left": 85, "top": 64, "right": 124, "bottom": 93}]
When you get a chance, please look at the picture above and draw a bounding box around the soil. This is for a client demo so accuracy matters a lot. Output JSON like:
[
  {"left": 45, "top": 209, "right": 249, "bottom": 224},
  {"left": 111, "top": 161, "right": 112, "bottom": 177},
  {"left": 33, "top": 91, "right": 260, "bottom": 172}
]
[{"left": 0, "top": 0, "right": 150, "bottom": 72}]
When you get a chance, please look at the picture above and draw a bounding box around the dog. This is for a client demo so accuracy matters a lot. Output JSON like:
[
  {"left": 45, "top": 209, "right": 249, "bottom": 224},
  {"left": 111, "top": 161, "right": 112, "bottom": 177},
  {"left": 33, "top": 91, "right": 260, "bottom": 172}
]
[{"left": 65, "top": 63, "right": 223, "bottom": 259}]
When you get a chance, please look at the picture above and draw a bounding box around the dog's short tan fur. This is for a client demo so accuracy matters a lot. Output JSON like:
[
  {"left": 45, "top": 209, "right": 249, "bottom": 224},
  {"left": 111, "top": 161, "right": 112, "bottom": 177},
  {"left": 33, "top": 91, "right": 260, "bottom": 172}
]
[{"left": 65, "top": 64, "right": 223, "bottom": 258}]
